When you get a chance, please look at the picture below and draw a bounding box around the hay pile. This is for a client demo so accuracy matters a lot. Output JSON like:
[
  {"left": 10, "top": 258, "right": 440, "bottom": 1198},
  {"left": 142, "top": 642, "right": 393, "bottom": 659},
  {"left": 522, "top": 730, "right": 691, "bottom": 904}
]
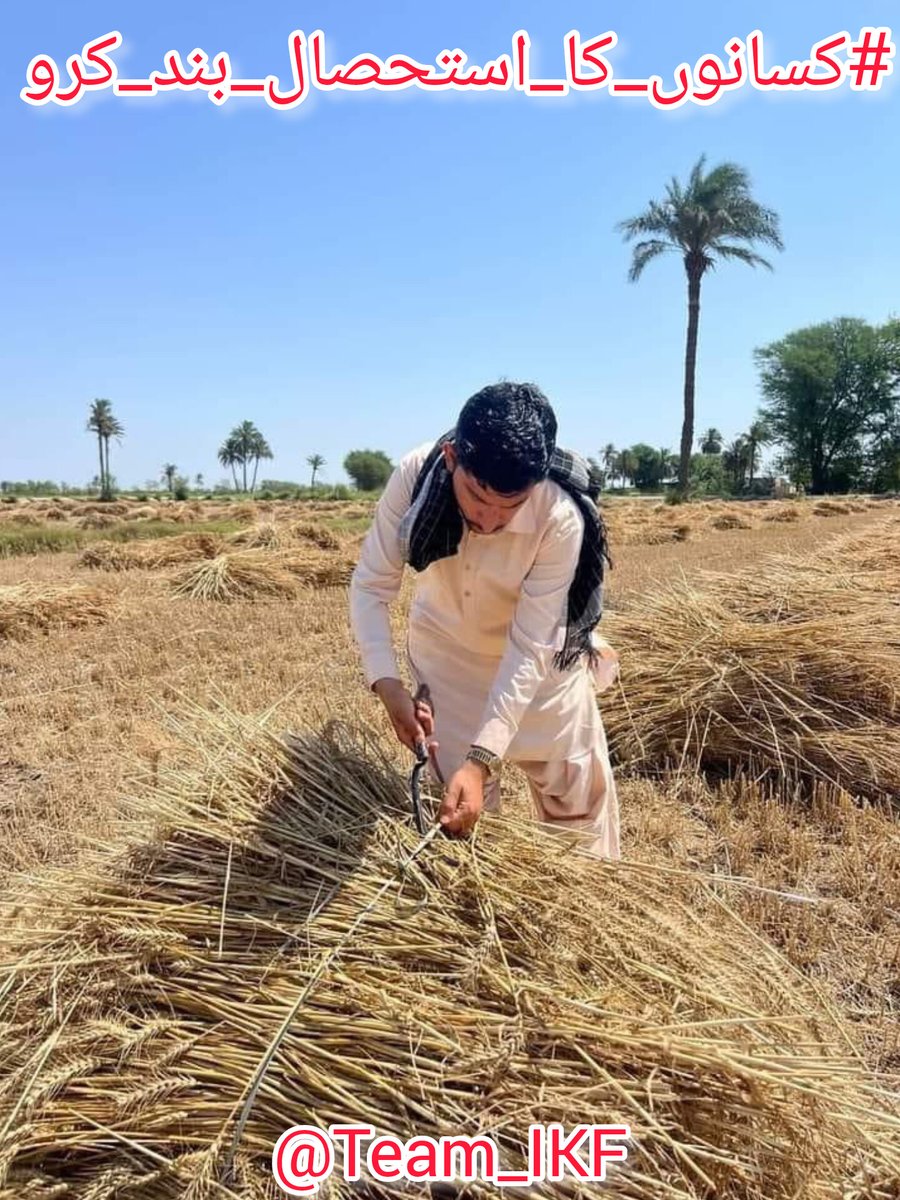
[
  {"left": 604, "top": 519, "right": 900, "bottom": 799},
  {"left": 170, "top": 550, "right": 300, "bottom": 601},
  {"left": 762, "top": 506, "right": 801, "bottom": 523},
  {"left": 170, "top": 548, "right": 355, "bottom": 600},
  {"left": 1, "top": 709, "right": 897, "bottom": 1199},
  {"left": 79, "top": 534, "right": 225, "bottom": 572},
  {"left": 0, "top": 582, "right": 111, "bottom": 639},
  {"left": 708, "top": 512, "right": 752, "bottom": 531},
  {"left": 289, "top": 519, "right": 342, "bottom": 550},
  {"left": 813, "top": 502, "right": 851, "bottom": 517}
]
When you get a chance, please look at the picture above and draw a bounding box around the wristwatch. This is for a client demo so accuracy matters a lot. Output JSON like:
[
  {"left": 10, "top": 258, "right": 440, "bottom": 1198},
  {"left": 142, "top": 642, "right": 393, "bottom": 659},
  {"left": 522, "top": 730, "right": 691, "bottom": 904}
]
[{"left": 465, "top": 744, "right": 502, "bottom": 783}]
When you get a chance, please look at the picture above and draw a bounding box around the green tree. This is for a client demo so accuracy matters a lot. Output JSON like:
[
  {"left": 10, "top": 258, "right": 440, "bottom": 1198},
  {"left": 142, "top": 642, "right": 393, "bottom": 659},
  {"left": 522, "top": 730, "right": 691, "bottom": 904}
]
[
  {"left": 629, "top": 444, "right": 670, "bottom": 490},
  {"left": 745, "top": 419, "right": 772, "bottom": 487},
  {"left": 601, "top": 443, "right": 617, "bottom": 486},
  {"left": 618, "top": 156, "right": 783, "bottom": 496},
  {"left": 723, "top": 437, "right": 751, "bottom": 492},
  {"left": 248, "top": 431, "right": 273, "bottom": 493},
  {"left": 161, "top": 463, "right": 178, "bottom": 495},
  {"left": 307, "top": 453, "right": 326, "bottom": 487},
  {"left": 217, "top": 422, "right": 273, "bottom": 493},
  {"left": 699, "top": 427, "right": 724, "bottom": 455},
  {"left": 616, "top": 447, "right": 638, "bottom": 488},
  {"left": 755, "top": 317, "right": 900, "bottom": 494},
  {"left": 343, "top": 449, "right": 393, "bottom": 492},
  {"left": 217, "top": 435, "right": 241, "bottom": 491},
  {"left": 86, "top": 398, "right": 125, "bottom": 500}
]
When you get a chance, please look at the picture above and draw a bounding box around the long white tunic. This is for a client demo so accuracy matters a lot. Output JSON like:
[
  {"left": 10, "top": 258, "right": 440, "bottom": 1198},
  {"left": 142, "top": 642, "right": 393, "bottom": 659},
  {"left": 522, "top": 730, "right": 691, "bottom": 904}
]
[{"left": 349, "top": 443, "right": 620, "bottom": 858}]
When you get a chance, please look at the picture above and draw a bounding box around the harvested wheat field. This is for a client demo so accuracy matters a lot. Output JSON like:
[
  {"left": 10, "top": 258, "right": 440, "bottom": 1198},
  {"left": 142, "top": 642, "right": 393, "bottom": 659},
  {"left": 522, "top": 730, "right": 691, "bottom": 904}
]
[
  {"left": 603, "top": 517, "right": 900, "bottom": 800},
  {"left": 1, "top": 711, "right": 898, "bottom": 1199},
  {"left": 1, "top": 498, "right": 898, "bottom": 1197}
]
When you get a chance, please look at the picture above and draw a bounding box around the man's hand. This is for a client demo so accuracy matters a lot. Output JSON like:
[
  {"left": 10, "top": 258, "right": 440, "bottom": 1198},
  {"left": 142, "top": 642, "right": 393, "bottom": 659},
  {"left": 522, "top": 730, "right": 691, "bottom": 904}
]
[
  {"left": 439, "top": 760, "right": 486, "bottom": 836},
  {"left": 373, "top": 678, "right": 437, "bottom": 754}
]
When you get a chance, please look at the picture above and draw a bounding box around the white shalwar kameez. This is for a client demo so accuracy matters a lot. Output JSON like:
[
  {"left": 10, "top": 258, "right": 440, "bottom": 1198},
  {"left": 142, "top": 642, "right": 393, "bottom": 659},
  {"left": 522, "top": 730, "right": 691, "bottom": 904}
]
[{"left": 349, "top": 444, "right": 620, "bottom": 859}]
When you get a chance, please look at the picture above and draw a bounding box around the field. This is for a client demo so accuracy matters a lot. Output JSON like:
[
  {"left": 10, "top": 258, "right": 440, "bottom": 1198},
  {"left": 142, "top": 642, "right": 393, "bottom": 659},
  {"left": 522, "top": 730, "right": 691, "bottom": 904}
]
[{"left": 1, "top": 492, "right": 899, "bottom": 1197}]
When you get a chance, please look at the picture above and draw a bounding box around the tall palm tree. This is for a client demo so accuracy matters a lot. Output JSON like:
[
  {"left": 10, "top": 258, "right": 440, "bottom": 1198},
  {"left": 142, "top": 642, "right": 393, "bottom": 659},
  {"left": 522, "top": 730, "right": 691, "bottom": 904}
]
[
  {"left": 601, "top": 443, "right": 617, "bottom": 486},
  {"left": 617, "top": 447, "right": 638, "bottom": 489},
  {"left": 618, "top": 157, "right": 783, "bottom": 496},
  {"left": 307, "top": 453, "right": 326, "bottom": 488},
  {"left": 249, "top": 432, "right": 273, "bottom": 493},
  {"left": 86, "top": 398, "right": 124, "bottom": 500},
  {"left": 745, "top": 419, "right": 772, "bottom": 487},
  {"left": 161, "top": 463, "right": 178, "bottom": 495},
  {"left": 723, "top": 437, "right": 751, "bottom": 492},
  {"left": 217, "top": 435, "right": 241, "bottom": 491},
  {"left": 699, "top": 427, "right": 724, "bottom": 455}
]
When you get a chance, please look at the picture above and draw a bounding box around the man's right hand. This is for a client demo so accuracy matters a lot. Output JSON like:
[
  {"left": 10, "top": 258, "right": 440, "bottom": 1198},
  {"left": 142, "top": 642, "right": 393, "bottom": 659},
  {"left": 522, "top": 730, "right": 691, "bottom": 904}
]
[{"left": 373, "top": 678, "right": 437, "bottom": 754}]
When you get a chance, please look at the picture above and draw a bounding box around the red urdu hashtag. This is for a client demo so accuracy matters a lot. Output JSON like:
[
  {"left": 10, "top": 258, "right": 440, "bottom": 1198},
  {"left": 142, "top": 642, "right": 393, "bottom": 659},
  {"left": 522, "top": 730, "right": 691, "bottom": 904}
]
[{"left": 847, "top": 29, "right": 893, "bottom": 87}]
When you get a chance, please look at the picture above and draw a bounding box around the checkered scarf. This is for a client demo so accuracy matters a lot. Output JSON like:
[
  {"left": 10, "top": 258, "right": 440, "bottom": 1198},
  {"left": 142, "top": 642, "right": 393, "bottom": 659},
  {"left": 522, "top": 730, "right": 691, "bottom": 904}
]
[{"left": 398, "top": 431, "right": 611, "bottom": 670}]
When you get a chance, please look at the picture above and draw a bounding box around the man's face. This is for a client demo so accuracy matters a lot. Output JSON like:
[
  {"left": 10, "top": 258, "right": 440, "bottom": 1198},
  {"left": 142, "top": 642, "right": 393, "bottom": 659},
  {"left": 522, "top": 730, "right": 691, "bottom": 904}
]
[{"left": 443, "top": 443, "right": 534, "bottom": 535}]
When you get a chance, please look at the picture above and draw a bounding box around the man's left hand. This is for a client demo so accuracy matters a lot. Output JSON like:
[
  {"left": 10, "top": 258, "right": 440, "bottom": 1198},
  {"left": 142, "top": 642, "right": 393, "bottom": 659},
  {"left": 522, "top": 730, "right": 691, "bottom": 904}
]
[{"left": 439, "top": 760, "right": 486, "bottom": 836}]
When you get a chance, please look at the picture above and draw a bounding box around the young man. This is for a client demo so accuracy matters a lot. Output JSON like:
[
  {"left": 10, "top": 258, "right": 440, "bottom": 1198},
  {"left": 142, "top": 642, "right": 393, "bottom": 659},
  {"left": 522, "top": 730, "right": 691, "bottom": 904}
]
[{"left": 349, "top": 381, "right": 620, "bottom": 858}]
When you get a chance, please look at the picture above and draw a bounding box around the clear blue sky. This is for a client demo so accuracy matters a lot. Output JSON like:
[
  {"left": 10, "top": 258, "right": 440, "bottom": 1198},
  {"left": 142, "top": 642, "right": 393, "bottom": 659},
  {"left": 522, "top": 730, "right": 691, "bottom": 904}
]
[{"left": 2, "top": 2, "right": 897, "bottom": 488}]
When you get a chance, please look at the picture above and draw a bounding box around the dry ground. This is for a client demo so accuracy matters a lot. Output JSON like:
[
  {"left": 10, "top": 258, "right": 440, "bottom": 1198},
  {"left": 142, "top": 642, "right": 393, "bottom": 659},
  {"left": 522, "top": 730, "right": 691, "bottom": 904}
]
[{"left": 1, "top": 499, "right": 898, "bottom": 1080}]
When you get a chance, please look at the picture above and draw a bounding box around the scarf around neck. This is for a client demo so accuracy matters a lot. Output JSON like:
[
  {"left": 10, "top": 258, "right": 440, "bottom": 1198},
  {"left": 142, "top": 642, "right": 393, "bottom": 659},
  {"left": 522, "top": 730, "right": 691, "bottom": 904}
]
[{"left": 397, "top": 431, "right": 612, "bottom": 670}]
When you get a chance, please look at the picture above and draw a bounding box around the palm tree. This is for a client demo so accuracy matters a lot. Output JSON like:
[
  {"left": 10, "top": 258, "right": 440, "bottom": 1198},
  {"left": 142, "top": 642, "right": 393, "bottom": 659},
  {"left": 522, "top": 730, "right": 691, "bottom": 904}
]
[
  {"left": 307, "top": 454, "right": 326, "bottom": 488},
  {"left": 617, "top": 448, "right": 638, "bottom": 489},
  {"left": 699, "top": 427, "right": 724, "bottom": 455},
  {"left": 601, "top": 443, "right": 617, "bottom": 487},
  {"left": 86, "top": 399, "right": 124, "bottom": 500},
  {"left": 217, "top": 435, "right": 241, "bottom": 492},
  {"left": 618, "top": 156, "right": 783, "bottom": 496},
  {"left": 249, "top": 432, "right": 273, "bottom": 493},
  {"left": 723, "top": 437, "right": 751, "bottom": 492},
  {"left": 161, "top": 463, "right": 178, "bottom": 495},
  {"left": 745, "top": 419, "right": 772, "bottom": 487}
]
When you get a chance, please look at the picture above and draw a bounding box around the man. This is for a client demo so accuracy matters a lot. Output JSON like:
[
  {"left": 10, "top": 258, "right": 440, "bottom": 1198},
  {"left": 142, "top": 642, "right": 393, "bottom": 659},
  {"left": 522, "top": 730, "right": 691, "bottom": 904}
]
[{"left": 349, "top": 381, "right": 620, "bottom": 858}]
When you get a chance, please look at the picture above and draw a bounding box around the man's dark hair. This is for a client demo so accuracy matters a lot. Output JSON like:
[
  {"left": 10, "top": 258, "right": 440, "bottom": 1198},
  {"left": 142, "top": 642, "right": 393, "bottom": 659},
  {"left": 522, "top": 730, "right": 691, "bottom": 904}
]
[{"left": 454, "top": 381, "right": 557, "bottom": 495}]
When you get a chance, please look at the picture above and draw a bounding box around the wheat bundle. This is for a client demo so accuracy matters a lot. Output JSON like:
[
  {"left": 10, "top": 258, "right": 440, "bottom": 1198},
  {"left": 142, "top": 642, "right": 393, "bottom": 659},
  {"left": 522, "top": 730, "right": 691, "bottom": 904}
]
[
  {"left": 603, "top": 522, "right": 900, "bottom": 799},
  {"left": 77, "top": 541, "right": 142, "bottom": 571},
  {"left": 813, "top": 502, "right": 851, "bottom": 517},
  {"left": 0, "top": 709, "right": 897, "bottom": 1199},
  {"left": 226, "top": 521, "right": 287, "bottom": 550},
  {"left": 279, "top": 548, "right": 355, "bottom": 587},
  {"left": 78, "top": 502, "right": 130, "bottom": 517},
  {"left": 7, "top": 511, "right": 42, "bottom": 526},
  {"left": 0, "top": 582, "right": 111, "bottom": 639},
  {"left": 77, "top": 512, "right": 119, "bottom": 530},
  {"left": 288, "top": 520, "right": 342, "bottom": 550},
  {"left": 762, "top": 507, "right": 801, "bottom": 523},
  {"left": 34, "top": 506, "right": 68, "bottom": 522},
  {"left": 709, "top": 513, "right": 753, "bottom": 531},
  {"left": 79, "top": 534, "right": 225, "bottom": 572},
  {"left": 170, "top": 551, "right": 300, "bottom": 601}
]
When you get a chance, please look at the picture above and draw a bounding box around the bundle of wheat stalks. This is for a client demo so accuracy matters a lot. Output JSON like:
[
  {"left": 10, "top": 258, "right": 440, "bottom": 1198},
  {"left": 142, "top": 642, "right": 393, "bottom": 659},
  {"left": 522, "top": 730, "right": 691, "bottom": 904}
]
[
  {"left": 79, "top": 533, "right": 226, "bottom": 572},
  {"left": 1, "top": 708, "right": 898, "bottom": 1198},
  {"left": 0, "top": 582, "right": 111, "bottom": 639},
  {"left": 604, "top": 518, "right": 900, "bottom": 799},
  {"left": 171, "top": 548, "right": 354, "bottom": 600}
]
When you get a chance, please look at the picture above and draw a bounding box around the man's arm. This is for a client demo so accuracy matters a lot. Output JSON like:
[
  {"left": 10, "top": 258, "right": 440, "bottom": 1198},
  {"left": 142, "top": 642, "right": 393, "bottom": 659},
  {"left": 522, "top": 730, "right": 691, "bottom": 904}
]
[{"left": 349, "top": 450, "right": 435, "bottom": 752}]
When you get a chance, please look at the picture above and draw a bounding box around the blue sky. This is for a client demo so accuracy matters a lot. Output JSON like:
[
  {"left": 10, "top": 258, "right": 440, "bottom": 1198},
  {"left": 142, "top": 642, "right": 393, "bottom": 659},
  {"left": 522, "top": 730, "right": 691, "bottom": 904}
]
[{"left": 2, "top": 2, "right": 897, "bottom": 488}]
